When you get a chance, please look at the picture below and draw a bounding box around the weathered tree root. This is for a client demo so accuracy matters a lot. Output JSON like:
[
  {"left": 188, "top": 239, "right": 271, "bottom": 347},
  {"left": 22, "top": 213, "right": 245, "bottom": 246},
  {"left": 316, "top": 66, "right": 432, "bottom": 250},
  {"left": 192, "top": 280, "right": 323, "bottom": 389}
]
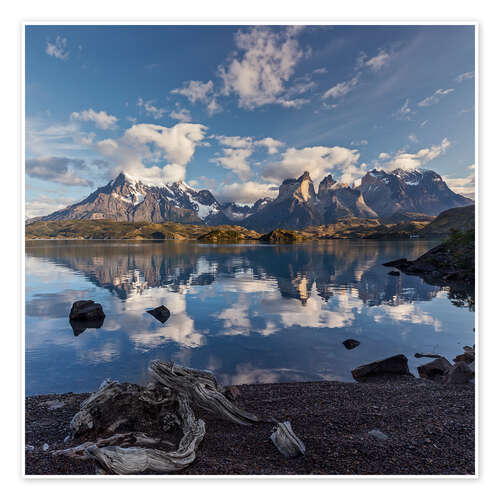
[
  {"left": 149, "top": 360, "right": 260, "bottom": 426},
  {"left": 85, "top": 394, "right": 206, "bottom": 474},
  {"left": 57, "top": 361, "right": 261, "bottom": 474}
]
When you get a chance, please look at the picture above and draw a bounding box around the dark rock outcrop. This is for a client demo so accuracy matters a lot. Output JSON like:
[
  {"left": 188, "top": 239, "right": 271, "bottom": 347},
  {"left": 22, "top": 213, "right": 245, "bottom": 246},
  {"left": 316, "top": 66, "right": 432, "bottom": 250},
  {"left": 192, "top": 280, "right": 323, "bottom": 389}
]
[
  {"left": 69, "top": 300, "right": 105, "bottom": 322},
  {"left": 351, "top": 354, "right": 411, "bottom": 382},
  {"left": 417, "top": 358, "right": 453, "bottom": 381},
  {"left": 342, "top": 339, "right": 360, "bottom": 350},
  {"left": 146, "top": 305, "right": 171, "bottom": 324}
]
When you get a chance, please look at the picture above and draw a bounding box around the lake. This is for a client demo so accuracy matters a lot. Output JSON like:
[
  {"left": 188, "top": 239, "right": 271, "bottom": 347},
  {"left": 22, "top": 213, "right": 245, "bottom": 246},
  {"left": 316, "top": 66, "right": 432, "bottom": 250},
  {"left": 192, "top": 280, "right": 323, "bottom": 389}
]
[{"left": 25, "top": 239, "right": 475, "bottom": 395}]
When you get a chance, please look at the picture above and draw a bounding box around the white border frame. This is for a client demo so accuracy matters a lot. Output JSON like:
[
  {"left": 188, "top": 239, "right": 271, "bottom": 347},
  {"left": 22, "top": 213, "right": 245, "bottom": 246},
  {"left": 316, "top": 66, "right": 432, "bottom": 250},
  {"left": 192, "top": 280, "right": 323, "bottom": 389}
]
[{"left": 21, "top": 20, "right": 479, "bottom": 480}]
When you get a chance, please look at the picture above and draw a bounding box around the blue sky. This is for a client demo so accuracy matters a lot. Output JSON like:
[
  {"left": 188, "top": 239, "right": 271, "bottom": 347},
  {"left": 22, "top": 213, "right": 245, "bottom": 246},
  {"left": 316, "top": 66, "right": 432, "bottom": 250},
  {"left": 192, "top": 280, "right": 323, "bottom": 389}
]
[{"left": 25, "top": 24, "right": 475, "bottom": 217}]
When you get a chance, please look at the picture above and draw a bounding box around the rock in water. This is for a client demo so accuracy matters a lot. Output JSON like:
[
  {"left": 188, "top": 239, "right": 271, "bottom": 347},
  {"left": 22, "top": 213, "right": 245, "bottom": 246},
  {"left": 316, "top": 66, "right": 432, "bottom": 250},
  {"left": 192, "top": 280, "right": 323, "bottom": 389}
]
[
  {"left": 444, "top": 361, "right": 474, "bottom": 384},
  {"left": 388, "top": 270, "right": 400, "bottom": 276},
  {"left": 351, "top": 354, "right": 410, "bottom": 382},
  {"left": 146, "top": 305, "right": 171, "bottom": 324},
  {"left": 343, "top": 339, "right": 360, "bottom": 350},
  {"left": 417, "top": 357, "right": 453, "bottom": 381},
  {"left": 270, "top": 421, "right": 306, "bottom": 458},
  {"left": 69, "top": 300, "right": 105, "bottom": 322}
]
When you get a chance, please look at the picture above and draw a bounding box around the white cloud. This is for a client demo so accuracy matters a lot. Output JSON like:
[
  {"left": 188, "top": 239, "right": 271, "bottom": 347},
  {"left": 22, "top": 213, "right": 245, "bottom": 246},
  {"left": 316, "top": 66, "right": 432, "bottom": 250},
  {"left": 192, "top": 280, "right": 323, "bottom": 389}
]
[
  {"left": 378, "top": 152, "right": 390, "bottom": 160},
  {"left": 137, "top": 97, "right": 166, "bottom": 119},
  {"left": 395, "top": 98, "right": 413, "bottom": 119},
  {"left": 169, "top": 108, "right": 192, "bottom": 122},
  {"left": 46, "top": 35, "right": 69, "bottom": 60},
  {"left": 381, "top": 138, "right": 451, "bottom": 171},
  {"left": 96, "top": 122, "right": 207, "bottom": 184},
  {"left": 215, "top": 181, "right": 279, "bottom": 204},
  {"left": 171, "top": 80, "right": 221, "bottom": 115},
  {"left": 70, "top": 109, "right": 118, "bottom": 130},
  {"left": 418, "top": 88, "right": 454, "bottom": 107},
  {"left": 218, "top": 27, "right": 303, "bottom": 109},
  {"left": 456, "top": 71, "right": 474, "bottom": 83},
  {"left": 408, "top": 133, "right": 418, "bottom": 143},
  {"left": 215, "top": 135, "right": 253, "bottom": 149},
  {"left": 26, "top": 194, "right": 77, "bottom": 219},
  {"left": 263, "top": 145, "right": 362, "bottom": 185},
  {"left": 443, "top": 165, "right": 475, "bottom": 199},
  {"left": 254, "top": 137, "right": 285, "bottom": 154},
  {"left": 322, "top": 74, "right": 359, "bottom": 100},
  {"left": 313, "top": 67, "right": 328, "bottom": 74},
  {"left": 210, "top": 148, "right": 253, "bottom": 181},
  {"left": 364, "top": 50, "right": 391, "bottom": 71},
  {"left": 350, "top": 139, "right": 368, "bottom": 146},
  {"left": 172, "top": 80, "right": 214, "bottom": 103},
  {"left": 26, "top": 156, "right": 93, "bottom": 186}
]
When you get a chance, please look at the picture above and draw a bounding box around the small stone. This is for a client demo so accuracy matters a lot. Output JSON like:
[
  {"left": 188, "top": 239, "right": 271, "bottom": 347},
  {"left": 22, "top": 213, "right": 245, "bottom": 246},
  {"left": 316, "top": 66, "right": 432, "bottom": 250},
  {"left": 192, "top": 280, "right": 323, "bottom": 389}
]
[
  {"left": 368, "top": 429, "right": 389, "bottom": 441},
  {"left": 146, "top": 305, "right": 171, "bottom": 324},
  {"left": 343, "top": 339, "right": 360, "bottom": 350},
  {"left": 25, "top": 444, "right": 35, "bottom": 452},
  {"left": 63, "top": 435, "right": 70, "bottom": 444},
  {"left": 42, "top": 443, "right": 49, "bottom": 451}
]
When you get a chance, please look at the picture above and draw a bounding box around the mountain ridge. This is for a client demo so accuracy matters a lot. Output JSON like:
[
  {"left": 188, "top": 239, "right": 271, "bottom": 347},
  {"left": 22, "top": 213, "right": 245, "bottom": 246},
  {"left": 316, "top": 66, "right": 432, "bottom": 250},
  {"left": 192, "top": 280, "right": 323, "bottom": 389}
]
[{"left": 27, "top": 168, "right": 473, "bottom": 231}]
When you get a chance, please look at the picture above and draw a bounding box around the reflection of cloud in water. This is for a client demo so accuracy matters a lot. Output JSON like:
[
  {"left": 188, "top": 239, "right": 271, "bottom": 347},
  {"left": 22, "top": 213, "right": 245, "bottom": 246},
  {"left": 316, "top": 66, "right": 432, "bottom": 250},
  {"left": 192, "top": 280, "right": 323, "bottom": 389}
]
[
  {"left": 120, "top": 290, "right": 206, "bottom": 349},
  {"left": 371, "top": 303, "right": 443, "bottom": 331},
  {"left": 218, "top": 363, "right": 310, "bottom": 385}
]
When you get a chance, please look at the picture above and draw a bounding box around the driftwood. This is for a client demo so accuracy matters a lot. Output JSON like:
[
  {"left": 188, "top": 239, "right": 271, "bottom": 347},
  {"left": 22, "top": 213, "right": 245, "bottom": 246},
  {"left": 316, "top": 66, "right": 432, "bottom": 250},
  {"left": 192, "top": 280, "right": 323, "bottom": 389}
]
[
  {"left": 85, "top": 394, "right": 206, "bottom": 474},
  {"left": 270, "top": 421, "right": 306, "bottom": 458},
  {"left": 149, "top": 360, "right": 260, "bottom": 426},
  {"left": 56, "top": 360, "right": 261, "bottom": 474}
]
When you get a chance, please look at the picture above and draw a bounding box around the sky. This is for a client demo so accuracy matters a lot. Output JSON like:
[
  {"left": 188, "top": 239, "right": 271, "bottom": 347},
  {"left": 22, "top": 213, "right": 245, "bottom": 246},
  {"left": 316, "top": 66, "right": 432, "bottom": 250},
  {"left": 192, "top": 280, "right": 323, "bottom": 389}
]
[{"left": 25, "top": 24, "right": 475, "bottom": 217}]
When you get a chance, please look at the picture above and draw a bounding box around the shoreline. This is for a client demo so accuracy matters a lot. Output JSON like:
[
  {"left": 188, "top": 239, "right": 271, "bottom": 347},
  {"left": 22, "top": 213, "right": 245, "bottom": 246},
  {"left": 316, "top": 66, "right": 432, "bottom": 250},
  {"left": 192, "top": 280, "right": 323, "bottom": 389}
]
[{"left": 25, "top": 377, "right": 474, "bottom": 476}]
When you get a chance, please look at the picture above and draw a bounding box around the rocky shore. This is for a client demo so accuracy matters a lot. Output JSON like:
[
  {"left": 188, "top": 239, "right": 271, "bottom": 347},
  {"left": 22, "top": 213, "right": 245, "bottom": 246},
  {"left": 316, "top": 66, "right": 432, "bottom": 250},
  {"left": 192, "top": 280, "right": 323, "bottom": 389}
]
[{"left": 25, "top": 376, "right": 474, "bottom": 476}]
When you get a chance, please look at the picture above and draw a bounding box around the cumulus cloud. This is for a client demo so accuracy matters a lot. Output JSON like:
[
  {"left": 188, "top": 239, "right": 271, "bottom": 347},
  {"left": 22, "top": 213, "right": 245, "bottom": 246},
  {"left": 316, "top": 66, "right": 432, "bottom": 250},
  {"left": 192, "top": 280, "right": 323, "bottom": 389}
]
[
  {"left": 96, "top": 122, "right": 208, "bottom": 184},
  {"left": 215, "top": 181, "right": 279, "bottom": 204},
  {"left": 456, "top": 71, "right": 474, "bottom": 83},
  {"left": 26, "top": 156, "right": 93, "bottom": 186},
  {"left": 263, "top": 145, "right": 362, "bottom": 185},
  {"left": 172, "top": 80, "right": 214, "bottom": 103},
  {"left": 210, "top": 135, "right": 285, "bottom": 180},
  {"left": 210, "top": 148, "right": 253, "bottom": 181},
  {"left": 380, "top": 138, "right": 451, "bottom": 171},
  {"left": 46, "top": 35, "right": 69, "bottom": 60},
  {"left": 25, "top": 194, "right": 77, "bottom": 219},
  {"left": 418, "top": 88, "right": 454, "bottom": 107},
  {"left": 254, "top": 137, "right": 285, "bottom": 154},
  {"left": 322, "top": 74, "right": 359, "bottom": 100},
  {"left": 70, "top": 109, "right": 118, "bottom": 130},
  {"left": 218, "top": 27, "right": 303, "bottom": 109},
  {"left": 171, "top": 80, "right": 221, "bottom": 115},
  {"left": 169, "top": 108, "right": 192, "bottom": 122},
  {"left": 443, "top": 164, "right": 475, "bottom": 199},
  {"left": 408, "top": 133, "right": 418, "bottom": 143},
  {"left": 137, "top": 97, "right": 166, "bottom": 119}
]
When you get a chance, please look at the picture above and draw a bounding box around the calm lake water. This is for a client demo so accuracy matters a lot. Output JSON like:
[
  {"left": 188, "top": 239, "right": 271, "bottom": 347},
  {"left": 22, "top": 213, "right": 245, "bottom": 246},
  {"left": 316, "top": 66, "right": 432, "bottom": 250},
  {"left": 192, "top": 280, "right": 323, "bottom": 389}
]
[{"left": 25, "top": 239, "right": 475, "bottom": 395}]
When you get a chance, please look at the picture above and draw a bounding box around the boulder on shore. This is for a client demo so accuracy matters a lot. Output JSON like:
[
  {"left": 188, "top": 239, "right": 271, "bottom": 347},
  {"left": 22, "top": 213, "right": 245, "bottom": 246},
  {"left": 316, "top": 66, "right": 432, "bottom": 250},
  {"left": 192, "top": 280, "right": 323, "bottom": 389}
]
[
  {"left": 69, "top": 300, "right": 105, "bottom": 322},
  {"left": 351, "top": 354, "right": 410, "bottom": 382},
  {"left": 417, "top": 357, "right": 452, "bottom": 381},
  {"left": 343, "top": 339, "right": 360, "bottom": 350},
  {"left": 146, "top": 305, "right": 171, "bottom": 324},
  {"left": 444, "top": 361, "right": 474, "bottom": 384}
]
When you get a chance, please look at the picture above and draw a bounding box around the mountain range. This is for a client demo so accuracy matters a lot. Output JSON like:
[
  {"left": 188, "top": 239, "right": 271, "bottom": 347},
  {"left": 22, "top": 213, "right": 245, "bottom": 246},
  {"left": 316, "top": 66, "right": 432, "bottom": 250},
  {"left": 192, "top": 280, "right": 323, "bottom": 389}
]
[{"left": 28, "top": 169, "right": 473, "bottom": 232}]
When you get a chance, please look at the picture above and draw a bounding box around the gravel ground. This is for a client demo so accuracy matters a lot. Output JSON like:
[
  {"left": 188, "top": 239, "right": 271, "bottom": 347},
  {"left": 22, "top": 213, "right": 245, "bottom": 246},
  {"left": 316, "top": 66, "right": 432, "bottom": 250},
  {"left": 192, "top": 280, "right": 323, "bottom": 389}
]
[{"left": 25, "top": 376, "right": 475, "bottom": 476}]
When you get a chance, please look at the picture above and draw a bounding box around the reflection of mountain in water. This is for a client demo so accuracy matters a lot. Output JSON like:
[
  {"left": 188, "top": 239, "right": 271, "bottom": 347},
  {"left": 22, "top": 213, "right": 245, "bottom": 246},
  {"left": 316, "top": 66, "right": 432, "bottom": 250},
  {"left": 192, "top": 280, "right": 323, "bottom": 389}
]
[{"left": 26, "top": 240, "right": 441, "bottom": 307}]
